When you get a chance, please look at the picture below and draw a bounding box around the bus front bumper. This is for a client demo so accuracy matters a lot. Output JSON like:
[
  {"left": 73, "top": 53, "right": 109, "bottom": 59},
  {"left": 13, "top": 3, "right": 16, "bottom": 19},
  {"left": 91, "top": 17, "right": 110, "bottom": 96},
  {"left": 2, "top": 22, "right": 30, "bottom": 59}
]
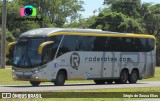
[{"left": 12, "top": 70, "right": 48, "bottom": 82}]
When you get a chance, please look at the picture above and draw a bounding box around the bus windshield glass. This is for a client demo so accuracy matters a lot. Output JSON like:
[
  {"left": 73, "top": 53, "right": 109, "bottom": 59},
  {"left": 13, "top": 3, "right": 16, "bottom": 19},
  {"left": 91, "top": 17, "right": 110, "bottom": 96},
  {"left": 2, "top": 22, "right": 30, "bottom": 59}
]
[{"left": 13, "top": 37, "right": 46, "bottom": 68}]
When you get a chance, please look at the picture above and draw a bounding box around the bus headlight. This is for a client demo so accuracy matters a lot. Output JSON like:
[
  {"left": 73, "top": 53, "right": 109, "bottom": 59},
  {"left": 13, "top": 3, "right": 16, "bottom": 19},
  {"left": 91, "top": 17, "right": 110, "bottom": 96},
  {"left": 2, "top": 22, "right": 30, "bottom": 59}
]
[{"left": 35, "top": 76, "right": 39, "bottom": 79}]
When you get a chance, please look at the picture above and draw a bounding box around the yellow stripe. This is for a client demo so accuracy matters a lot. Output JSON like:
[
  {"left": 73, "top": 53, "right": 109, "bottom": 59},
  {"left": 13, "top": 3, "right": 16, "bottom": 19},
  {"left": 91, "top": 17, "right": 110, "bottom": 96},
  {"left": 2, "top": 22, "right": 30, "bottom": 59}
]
[
  {"left": 7, "top": 42, "right": 17, "bottom": 54},
  {"left": 68, "top": 78, "right": 85, "bottom": 80},
  {"left": 38, "top": 41, "right": 54, "bottom": 54},
  {"left": 48, "top": 32, "right": 156, "bottom": 39},
  {"left": 13, "top": 78, "right": 48, "bottom": 82}
]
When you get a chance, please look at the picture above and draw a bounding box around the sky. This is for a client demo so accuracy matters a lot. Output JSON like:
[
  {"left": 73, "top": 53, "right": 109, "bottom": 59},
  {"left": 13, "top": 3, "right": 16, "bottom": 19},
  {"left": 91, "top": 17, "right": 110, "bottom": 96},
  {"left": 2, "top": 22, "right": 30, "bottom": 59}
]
[{"left": 81, "top": 0, "right": 160, "bottom": 18}]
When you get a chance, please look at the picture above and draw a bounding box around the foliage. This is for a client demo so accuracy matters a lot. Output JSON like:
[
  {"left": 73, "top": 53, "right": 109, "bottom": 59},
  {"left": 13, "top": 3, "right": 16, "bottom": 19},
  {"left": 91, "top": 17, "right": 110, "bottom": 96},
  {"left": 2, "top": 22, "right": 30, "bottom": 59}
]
[
  {"left": 90, "top": 12, "right": 144, "bottom": 33},
  {"left": 65, "top": 15, "right": 97, "bottom": 28},
  {"left": 104, "top": 0, "right": 141, "bottom": 18},
  {"left": 18, "top": 0, "right": 84, "bottom": 27},
  {"left": 0, "top": 0, "right": 84, "bottom": 39}
]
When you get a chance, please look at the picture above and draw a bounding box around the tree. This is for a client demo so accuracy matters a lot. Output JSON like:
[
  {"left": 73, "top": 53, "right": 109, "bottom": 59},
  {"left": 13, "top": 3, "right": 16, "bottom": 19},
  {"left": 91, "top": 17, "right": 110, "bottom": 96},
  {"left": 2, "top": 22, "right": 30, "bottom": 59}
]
[
  {"left": 5, "top": 0, "right": 40, "bottom": 38},
  {"left": 143, "top": 4, "right": 160, "bottom": 35},
  {"left": 64, "top": 15, "right": 97, "bottom": 28},
  {"left": 18, "top": 0, "right": 84, "bottom": 27},
  {"left": 104, "top": 0, "right": 141, "bottom": 18},
  {"left": 91, "top": 12, "right": 144, "bottom": 33}
]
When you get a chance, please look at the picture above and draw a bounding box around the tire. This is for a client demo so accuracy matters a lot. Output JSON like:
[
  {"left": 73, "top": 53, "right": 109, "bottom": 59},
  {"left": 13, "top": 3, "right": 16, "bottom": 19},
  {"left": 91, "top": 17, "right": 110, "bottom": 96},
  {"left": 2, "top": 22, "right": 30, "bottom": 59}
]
[
  {"left": 115, "top": 70, "right": 128, "bottom": 84},
  {"left": 94, "top": 80, "right": 105, "bottom": 84},
  {"left": 106, "top": 80, "right": 113, "bottom": 84},
  {"left": 30, "top": 81, "right": 40, "bottom": 86},
  {"left": 54, "top": 71, "right": 65, "bottom": 86},
  {"left": 128, "top": 70, "right": 138, "bottom": 83}
]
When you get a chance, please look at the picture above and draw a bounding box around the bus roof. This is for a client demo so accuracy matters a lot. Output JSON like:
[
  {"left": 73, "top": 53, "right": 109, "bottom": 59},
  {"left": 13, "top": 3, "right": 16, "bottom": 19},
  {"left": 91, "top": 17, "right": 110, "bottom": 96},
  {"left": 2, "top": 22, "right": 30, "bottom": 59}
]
[{"left": 20, "top": 28, "right": 155, "bottom": 39}]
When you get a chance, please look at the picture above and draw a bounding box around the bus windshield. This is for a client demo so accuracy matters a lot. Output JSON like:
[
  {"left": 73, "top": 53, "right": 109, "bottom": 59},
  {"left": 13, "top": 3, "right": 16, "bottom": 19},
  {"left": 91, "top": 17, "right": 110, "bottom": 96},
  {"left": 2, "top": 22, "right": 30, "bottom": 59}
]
[{"left": 13, "top": 38, "right": 46, "bottom": 68}]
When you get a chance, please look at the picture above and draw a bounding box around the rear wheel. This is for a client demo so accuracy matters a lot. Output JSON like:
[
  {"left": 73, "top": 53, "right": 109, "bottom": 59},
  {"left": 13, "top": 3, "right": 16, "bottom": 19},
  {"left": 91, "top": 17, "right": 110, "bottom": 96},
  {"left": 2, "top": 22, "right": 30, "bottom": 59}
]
[
  {"left": 30, "top": 81, "right": 40, "bottom": 86},
  {"left": 54, "top": 71, "right": 65, "bottom": 86},
  {"left": 128, "top": 70, "right": 138, "bottom": 83},
  {"left": 94, "top": 80, "right": 105, "bottom": 84},
  {"left": 115, "top": 70, "right": 128, "bottom": 84}
]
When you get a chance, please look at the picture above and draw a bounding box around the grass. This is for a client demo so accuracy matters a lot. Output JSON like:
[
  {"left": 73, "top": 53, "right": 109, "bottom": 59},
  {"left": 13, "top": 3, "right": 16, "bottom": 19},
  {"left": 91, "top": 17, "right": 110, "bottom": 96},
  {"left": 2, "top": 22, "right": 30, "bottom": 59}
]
[{"left": 142, "top": 67, "right": 160, "bottom": 81}]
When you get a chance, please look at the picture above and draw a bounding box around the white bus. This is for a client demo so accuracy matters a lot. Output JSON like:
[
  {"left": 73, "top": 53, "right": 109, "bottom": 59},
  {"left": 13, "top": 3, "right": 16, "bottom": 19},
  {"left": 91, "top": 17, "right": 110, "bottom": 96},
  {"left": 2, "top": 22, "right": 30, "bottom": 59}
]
[{"left": 8, "top": 28, "right": 156, "bottom": 86}]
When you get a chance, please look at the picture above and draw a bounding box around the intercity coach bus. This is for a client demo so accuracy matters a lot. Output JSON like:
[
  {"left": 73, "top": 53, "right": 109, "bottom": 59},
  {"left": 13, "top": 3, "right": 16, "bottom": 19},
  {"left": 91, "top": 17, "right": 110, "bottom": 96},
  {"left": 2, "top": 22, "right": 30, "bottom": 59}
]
[{"left": 7, "top": 28, "right": 156, "bottom": 86}]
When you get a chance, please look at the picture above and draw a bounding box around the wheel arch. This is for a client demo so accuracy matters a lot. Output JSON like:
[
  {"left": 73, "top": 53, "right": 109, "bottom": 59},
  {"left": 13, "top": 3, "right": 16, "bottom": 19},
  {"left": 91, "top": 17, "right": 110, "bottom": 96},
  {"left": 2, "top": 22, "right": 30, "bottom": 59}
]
[{"left": 121, "top": 68, "right": 129, "bottom": 74}]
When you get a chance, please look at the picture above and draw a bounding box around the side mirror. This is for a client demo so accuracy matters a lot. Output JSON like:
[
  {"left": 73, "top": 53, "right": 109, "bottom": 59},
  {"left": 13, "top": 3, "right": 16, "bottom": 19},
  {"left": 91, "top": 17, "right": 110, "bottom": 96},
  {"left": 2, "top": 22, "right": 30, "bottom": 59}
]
[
  {"left": 6, "top": 42, "right": 16, "bottom": 65},
  {"left": 7, "top": 42, "right": 16, "bottom": 55},
  {"left": 38, "top": 41, "right": 54, "bottom": 54},
  {"left": 38, "top": 41, "right": 54, "bottom": 65}
]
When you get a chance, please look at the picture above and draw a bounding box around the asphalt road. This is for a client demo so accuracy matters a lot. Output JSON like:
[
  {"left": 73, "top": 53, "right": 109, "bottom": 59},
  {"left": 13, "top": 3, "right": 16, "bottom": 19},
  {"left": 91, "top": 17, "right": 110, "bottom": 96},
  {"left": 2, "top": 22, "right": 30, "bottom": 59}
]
[{"left": 0, "top": 81, "right": 160, "bottom": 92}]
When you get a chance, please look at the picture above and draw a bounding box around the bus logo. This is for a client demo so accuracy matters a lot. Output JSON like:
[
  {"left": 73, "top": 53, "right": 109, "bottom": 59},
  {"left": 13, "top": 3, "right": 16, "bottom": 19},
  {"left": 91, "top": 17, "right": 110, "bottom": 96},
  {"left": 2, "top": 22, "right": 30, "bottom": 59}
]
[{"left": 70, "top": 52, "right": 80, "bottom": 70}]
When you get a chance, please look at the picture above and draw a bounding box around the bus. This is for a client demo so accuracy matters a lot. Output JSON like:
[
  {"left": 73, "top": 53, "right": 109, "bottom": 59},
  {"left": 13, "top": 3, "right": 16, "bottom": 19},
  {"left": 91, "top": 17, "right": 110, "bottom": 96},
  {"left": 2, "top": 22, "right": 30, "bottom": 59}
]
[{"left": 7, "top": 28, "right": 156, "bottom": 86}]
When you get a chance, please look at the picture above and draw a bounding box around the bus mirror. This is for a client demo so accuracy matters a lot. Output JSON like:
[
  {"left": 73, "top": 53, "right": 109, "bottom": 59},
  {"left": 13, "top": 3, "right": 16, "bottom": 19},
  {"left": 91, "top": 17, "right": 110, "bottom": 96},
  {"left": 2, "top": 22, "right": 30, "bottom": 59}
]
[
  {"left": 7, "top": 42, "right": 17, "bottom": 55},
  {"left": 7, "top": 42, "right": 16, "bottom": 65},
  {"left": 38, "top": 41, "right": 54, "bottom": 54}
]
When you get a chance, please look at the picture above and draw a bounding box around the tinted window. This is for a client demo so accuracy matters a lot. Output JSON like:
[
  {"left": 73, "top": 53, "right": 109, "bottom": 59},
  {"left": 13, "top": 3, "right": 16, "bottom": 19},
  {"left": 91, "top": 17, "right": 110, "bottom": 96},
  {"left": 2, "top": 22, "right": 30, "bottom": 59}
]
[
  {"left": 92, "top": 37, "right": 155, "bottom": 52},
  {"left": 54, "top": 35, "right": 155, "bottom": 53},
  {"left": 92, "top": 37, "right": 107, "bottom": 51},
  {"left": 107, "top": 37, "right": 122, "bottom": 51},
  {"left": 60, "top": 36, "right": 77, "bottom": 54},
  {"left": 147, "top": 39, "right": 154, "bottom": 51},
  {"left": 49, "top": 35, "right": 63, "bottom": 43}
]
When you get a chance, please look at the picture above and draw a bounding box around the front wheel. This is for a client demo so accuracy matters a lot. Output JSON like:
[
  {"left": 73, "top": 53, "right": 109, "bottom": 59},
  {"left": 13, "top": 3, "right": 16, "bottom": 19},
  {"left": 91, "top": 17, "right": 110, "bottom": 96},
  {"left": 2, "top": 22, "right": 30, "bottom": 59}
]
[
  {"left": 54, "top": 71, "right": 65, "bottom": 86},
  {"left": 128, "top": 70, "right": 138, "bottom": 83},
  {"left": 30, "top": 81, "right": 40, "bottom": 86}
]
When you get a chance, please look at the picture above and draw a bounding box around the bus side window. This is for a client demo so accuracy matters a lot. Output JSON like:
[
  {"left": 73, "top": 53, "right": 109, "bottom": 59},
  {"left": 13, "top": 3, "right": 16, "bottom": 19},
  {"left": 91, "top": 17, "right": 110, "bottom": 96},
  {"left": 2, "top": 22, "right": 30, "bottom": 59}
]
[
  {"left": 93, "top": 37, "right": 107, "bottom": 51},
  {"left": 107, "top": 37, "right": 122, "bottom": 52},
  {"left": 59, "top": 35, "right": 77, "bottom": 54},
  {"left": 139, "top": 38, "right": 147, "bottom": 52},
  {"left": 78, "top": 36, "right": 94, "bottom": 51},
  {"left": 147, "top": 39, "right": 154, "bottom": 52}
]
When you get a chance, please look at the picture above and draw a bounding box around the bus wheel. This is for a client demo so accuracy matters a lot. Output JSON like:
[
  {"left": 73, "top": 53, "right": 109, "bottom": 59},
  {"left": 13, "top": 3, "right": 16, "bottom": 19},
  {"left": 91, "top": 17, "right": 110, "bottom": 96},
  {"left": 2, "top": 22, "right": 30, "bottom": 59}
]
[
  {"left": 115, "top": 70, "right": 128, "bottom": 84},
  {"left": 94, "top": 80, "right": 105, "bottom": 84},
  {"left": 54, "top": 71, "right": 65, "bottom": 86},
  {"left": 30, "top": 81, "right": 40, "bottom": 86},
  {"left": 106, "top": 80, "right": 113, "bottom": 84},
  {"left": 128, "top": 70, "right": 138, "bottom": 83}
]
